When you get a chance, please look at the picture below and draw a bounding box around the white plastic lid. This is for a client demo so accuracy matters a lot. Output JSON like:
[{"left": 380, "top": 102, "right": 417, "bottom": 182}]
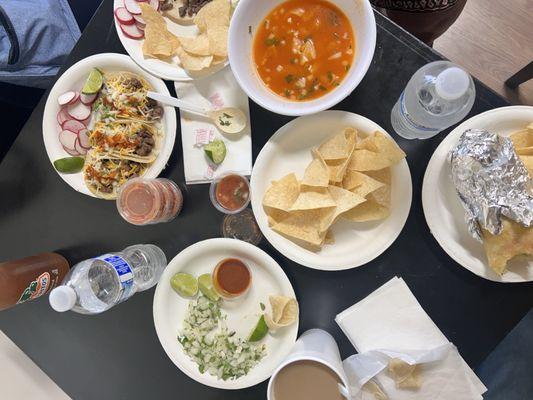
[
  {"left": 49, "top": 286, "right": 76, "bottom": 312},
  {"left": 435, "top": 67, "right": 470, "bottom": 100}
]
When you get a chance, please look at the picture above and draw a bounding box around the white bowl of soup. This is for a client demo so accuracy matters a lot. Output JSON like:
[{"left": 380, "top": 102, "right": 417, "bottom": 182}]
[{"left": 229, "top": 0, "right": 376, "bottom": 116}]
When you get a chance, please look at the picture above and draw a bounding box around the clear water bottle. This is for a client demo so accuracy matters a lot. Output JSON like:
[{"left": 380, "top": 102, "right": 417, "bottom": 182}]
[
  {"left": 390, "top": 61, "right": 475, "bottom": 139},
  {"left": 49, "top": 244, "right": 167, "bottom": 314}
]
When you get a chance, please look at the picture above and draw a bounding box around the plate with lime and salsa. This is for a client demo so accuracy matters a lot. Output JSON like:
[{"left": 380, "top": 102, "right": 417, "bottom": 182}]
[{"left": 153, "top": 238, "right": 299, "bottom": 389}]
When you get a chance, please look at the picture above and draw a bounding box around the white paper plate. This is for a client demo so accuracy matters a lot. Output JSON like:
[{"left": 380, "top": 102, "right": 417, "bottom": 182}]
[
  {"left": 113, "top": 0, "right": 228, "bottom": 81},
  {"left": 422, "top": 106, "right": 533, "bottom": 283},
  {"left": 153, "top": 238, "right": 298, "bottom": 389},
  {"left": 250, "top": 110, "right": 412, "bottom": 271},
  {"left": 42, "top": 53, "right": 176, "bottom": 198}
]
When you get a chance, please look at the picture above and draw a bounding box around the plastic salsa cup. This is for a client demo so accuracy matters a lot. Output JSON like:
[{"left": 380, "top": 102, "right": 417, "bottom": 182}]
[
  {"left": 209, "top": 172, "right": 251, "bottom": 214},
  {"left": 212, "top": 257, "right": 252, "bottom": 300},
  {"left": 116, "top": 178, "right": 183, "bottom": 225}
]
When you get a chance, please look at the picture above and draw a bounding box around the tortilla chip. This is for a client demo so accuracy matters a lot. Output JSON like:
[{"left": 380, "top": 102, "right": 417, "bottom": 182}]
[
  {"left": 388, "top": 359, "right": 422, "bottom": 390},
  {"left": 140, "top": 4, "right": 180, "bottom": 59},
  {"left": 482, "top": 218, "right": 533, "bottom": 275},
  {"left": 302, "top": 155, "right": 329, "bottom": 188},
  {"left": 317, "top": 130, "right": 352, "bottom": 160},
  {"left": 348, "top": 132, "right": 405, "bottom": 171},
  {"left": 362, "top": 380, "right": 389, "bottom": 400},
  {"left": 263, "top": 173, "right": 300, "bottom": 212},
  {"left": 326, "top": 185, "right": 366, "bottom": 226},
  {"left": 290, "top": 186, "right": 336, "bottom": 211},
  {"left": 177, "top": 33, "right": 211, "bottom": 56},
  {"left": 342, "top": 200, "right": 390, "bottom": 222},
  {"left": 517, "top": 147, "right": 533, "bottom": 156},
  {"left": 143, "top": 25, "right": 180, "bottom": 58},
  {"left": 519, "top": 155, "right": 533, "bottom": 176},
  {"left": 343, "top": 170, "right": 385, "bottom": 196},
  {"left": 264, "top": 295, "right": 299, "bottom": 330},
  {"left": 272, "top": 209, "right": 330, "bottom": 247},
  {"left": 194, "top": 0, "right": 230, "bottom": 32},
  {"left": 323, "top": 230, "right": 335, "bottom": 245},
  {"left": 264, "top": 206, "right": 289, "bottom": 227},
  {"left": 363, "top": 168, "right": 391, "bottom": 208},
  {"left": 140, "top": 3, "right": 166, "bottom": 25},
  {"left": 509, "top": 128, "right": 533, "bottom": 149},
  {"left": 207, "top": 25, "right": 228, "bottom": 57},
  {"left": 176, "top": 47, "right": 213, "bottom": 71},
  {"left": 212, "top": 56, "right": 226, "bottom": 65}
]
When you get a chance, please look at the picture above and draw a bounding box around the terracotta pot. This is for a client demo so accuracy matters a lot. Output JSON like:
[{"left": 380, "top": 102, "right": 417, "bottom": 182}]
[{"left": 370, "top": 0, "right": 467, "bottom": 46}]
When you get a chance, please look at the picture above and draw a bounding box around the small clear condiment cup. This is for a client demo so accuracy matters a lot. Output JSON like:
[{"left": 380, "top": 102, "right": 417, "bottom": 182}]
[
  {"left": 209, "top": 172, "right": 251, "bottom": 215},
  {"left": 212, "top": 258, "right": 252, "bottom": 300}
]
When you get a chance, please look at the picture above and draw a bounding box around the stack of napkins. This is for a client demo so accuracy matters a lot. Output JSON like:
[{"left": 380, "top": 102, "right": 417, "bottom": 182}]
[
  {"left": 336, "top": 277, "right": 487, "bottom": 400},
  {"left": 174, "top": 67, "right": 252, "bottom": 184}
]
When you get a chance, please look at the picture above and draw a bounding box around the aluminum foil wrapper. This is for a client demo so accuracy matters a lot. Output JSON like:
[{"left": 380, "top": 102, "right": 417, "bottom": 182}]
[{"left": 449, "top": 128, "right": 533, "bottom": 241}]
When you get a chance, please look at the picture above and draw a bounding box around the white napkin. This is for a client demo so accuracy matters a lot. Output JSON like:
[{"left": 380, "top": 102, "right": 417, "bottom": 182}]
[
  {"left": 174, "top": 66, "right": 252, "bottom": 184},
  {"left": 336, "top": 277, "right": 487, "bottom": 400}
]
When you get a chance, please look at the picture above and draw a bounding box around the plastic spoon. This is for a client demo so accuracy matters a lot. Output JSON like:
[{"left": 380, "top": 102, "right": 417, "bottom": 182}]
[{"left": 147, "top": 91, "right": 247, "bottom": 134}]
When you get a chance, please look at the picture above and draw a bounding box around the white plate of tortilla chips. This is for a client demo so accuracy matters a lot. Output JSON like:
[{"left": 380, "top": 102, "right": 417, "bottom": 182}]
[
  {"left": 423, "top": 106, "right": 533, "bottom": 283},
  {"left": 42, "top": 53, "right": 176, "bottom": 198},
  {"left": 113, "top": 0, "right": 231, "bottom": 81},
  {"left": 153, "top": 238, "right": 298, "bottom": 389},
  {"left": 251, "top": 110, "right": 412, "bottom": 271}
]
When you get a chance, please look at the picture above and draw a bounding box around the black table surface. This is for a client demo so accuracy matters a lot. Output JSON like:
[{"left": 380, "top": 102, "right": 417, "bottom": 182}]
[{"left": 1, "top": 1, "right": 530, "bottom": 399}]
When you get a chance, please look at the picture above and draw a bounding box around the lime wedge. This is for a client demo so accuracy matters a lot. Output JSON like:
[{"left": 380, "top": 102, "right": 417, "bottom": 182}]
[
  {"left": 170, "top": 273, "right": 198, "bottom": 298},
  {"left": 204, "top": 140, "right": 227, "bottom": 165},
  {"left": 248, "top": 315, "right": 269, "bottom": 342},
  {"left": 53, "top": 156, "right": 84, "bottom": 173},
  {"left": 82, "top": 68, "right": 103, "bottom": 95},
  {"left": 198, "top": 273, "right": 220, "bottom": 302}
]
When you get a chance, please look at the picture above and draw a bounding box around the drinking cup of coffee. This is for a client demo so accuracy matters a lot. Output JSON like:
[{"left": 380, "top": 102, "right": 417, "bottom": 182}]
[{"left": 268, "top": 329, "right": 350, "bottom": 400}]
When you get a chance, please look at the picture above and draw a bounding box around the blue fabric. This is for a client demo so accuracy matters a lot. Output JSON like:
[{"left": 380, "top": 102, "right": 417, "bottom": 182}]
[
  {"left": 0, "top": 0, "right": 80, "bottom": 88},
  {"left": 476, "top": 308, "right": 533, "bottom": 400}
]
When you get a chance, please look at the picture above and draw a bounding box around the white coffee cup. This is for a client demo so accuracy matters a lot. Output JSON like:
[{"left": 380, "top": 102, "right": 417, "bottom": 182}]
[{"left": 267, "top": 329, "right": 351, "bottom": 399}]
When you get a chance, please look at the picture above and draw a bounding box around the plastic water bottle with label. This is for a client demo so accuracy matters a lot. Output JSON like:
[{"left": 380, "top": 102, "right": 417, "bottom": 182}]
[
  {"left": 49, "top": 244, "right": 167, "bottom": 314},
  {"left": 390, "top": 61, "right": 475, "bottom": 139}
]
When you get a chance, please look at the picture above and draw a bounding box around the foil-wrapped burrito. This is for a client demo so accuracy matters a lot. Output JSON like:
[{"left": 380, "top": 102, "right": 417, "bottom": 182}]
[{"left": 449, "top": 128, "right": 533, "bottom": 242}]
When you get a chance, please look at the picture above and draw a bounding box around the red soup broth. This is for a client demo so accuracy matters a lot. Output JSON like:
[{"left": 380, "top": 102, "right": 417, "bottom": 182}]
[{"left": 253, "top": 0, "right": 355, "bottom": 101}]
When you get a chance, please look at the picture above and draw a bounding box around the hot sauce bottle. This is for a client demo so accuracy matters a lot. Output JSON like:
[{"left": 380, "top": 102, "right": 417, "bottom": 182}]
[{"left": 0, "top": 253, "right": 70, "bottom": 311}]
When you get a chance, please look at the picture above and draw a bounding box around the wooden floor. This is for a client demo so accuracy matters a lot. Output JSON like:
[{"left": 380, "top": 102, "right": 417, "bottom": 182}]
[{"left": 434, "top": 0, "right": 533, "bottom": 105}]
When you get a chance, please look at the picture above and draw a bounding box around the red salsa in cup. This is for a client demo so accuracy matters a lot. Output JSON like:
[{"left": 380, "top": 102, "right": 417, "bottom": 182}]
[
  {"left": 212, "top": 258, "right": 252, "bottom": 299},
  {"left": 213, "top": 174, "right": 250, "bottom": 213}
]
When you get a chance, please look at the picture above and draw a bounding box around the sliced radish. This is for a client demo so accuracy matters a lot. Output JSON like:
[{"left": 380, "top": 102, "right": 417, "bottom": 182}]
[
  {"left": 120, "top": 23, "right": 144, "bottom": 39},
  {"left": 81, "top": 116, "right": 92, "bottom": 127},
  {"left": 115, "top": 7, "right": 134, "bottom": 24},
  {"left": 74, "top": 138, "right": 87, "bottom": 155},
  {"left": 149, "top": 0, "right": 159, "bottom": 10},
  {"left": 61, "top": 119, "right": 86, "bottom": 133},
  {"left": 67, "top": 102, "right": 91, "bottom": 121},
  {"left": 57, "top": 108, "right": 71, "bottom": 126},
  {"left": 63, "top": 146, "right": 80, "bottom": 156},
  {"left": 136, "top": 21, "right": 145, "bottom": 31},
  {"left": 133, "top": 14, "right": 145, "bottom": 25},
  {"left": 80, "top": 92, "right": 97, "bottom": 105},
  {"left": 78, "top": 129, "right": 91, "bottom": 149},
  {"left": 58, "top": 91, "right": 79, "bottom": 106},
  {"left": 59, "top": 130, "right": 78, "bottom": 150},
  {"left": 124, "top": 0, "right": 142, "bottom": 15}
]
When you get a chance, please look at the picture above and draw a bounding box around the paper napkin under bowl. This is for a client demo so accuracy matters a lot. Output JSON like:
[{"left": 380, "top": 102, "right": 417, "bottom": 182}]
[
  {"left": 174, "top": 67, "right": 252, "bottom": 184},
  {"left": 336, "top": 277, "right": 487, "bottom": 400}
]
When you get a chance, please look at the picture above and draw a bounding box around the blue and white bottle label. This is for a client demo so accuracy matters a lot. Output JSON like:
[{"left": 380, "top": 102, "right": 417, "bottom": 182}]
[{"left": 96, "top": 254, "right": 134, "bottom": 303}]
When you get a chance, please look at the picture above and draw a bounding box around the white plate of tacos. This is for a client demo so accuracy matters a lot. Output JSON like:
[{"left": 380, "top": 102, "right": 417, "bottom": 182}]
[{"left": 43, "top": 53, "right": 176, "bottom": 199}]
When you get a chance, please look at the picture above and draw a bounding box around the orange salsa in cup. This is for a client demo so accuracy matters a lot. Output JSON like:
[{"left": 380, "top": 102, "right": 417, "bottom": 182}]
[{"left": 253, "top": 0, "right": 355, "bottom": 101}]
